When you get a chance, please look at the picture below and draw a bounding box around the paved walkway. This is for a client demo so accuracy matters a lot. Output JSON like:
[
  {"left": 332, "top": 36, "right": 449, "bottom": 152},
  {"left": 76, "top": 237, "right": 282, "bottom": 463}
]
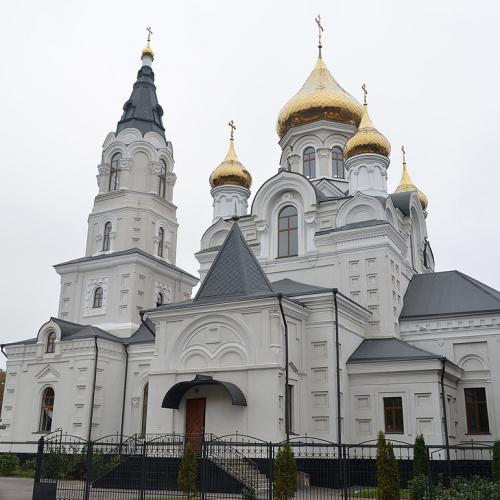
[{"left": 0, "top": 477, "right": 33, "bottom": 500}]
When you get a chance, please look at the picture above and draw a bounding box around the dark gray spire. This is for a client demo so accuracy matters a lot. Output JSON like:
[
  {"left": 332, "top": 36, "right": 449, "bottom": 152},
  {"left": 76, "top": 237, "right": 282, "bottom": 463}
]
[
  {"left": 194, "top": 223, "right": 273, "bottom": 302},
  {"left": 116, "top": 62, "right": 166, "bottom": 138}
]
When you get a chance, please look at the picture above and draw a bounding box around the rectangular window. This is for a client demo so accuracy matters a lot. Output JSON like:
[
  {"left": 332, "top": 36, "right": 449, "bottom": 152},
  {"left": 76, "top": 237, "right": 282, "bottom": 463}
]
[
  {"left": 465, "top": 388, "right": 490, "bottom": 434},
  {"left": 383, "top": 396, "right": 404, "bottom": 433}
]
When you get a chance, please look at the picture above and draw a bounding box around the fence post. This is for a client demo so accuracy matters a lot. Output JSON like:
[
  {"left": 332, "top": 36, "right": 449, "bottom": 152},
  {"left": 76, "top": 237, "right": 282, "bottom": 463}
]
[
  {"left": 426, "top": 447, "right": 433, "bottom": 500},
  {"left": 268, "top": 441, "right": 274, "bottom": 500},
  {"left": 139, "top": 440, "right": 146, "bottom": 500},
  {"left": 34, "top": 436, "right": 44, "bottom": 484},
  {"left": 83, "top": 440, "right": 93, "bottom": 500},
  {"left": 199, "top": 436, "right": 206, "bottom": 500},
  {"left": 341, "top": 444, "right": 348, "bottom": 500}
]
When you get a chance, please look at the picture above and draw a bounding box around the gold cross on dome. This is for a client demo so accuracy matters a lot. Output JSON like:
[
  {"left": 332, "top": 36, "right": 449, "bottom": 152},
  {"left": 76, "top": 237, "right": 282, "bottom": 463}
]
[
  {"left": 228, "top": 120, "right": 236, "bottom": 140},
  {"left": 315, "top": 15, "right": 324, "bottom": 46},
  {"left": 362, "top": 83, "right": 368, "bottom": 105},
  {"left": 401, "top": 145, "right": 406, "bottom": 163},
  {"left": 146, "top": 26, "right": 153, "bottom": 46}
]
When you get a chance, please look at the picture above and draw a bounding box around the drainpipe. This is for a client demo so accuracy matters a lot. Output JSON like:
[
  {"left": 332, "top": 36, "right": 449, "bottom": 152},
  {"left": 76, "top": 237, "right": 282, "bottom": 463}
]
[
  {"left": 440, "top": 357, "right": 452, "bottom": 479},
  {"left": 120, "top": 344, "right": 129, "bottom": 444},
  {"left": 139, "top": 311, "right": 156, "bottom": 338},
  {"left": 0, "top": 345, "right": 7, "bottom": 358},
  {"left": 277, "top": 293, "right": 290, "bottom": 442},
  {"left": 87, "top": 337, "right": 99, "bottom": 443},
  {"left": 332, "top": 289, "right": 342, "bottom": 445}
]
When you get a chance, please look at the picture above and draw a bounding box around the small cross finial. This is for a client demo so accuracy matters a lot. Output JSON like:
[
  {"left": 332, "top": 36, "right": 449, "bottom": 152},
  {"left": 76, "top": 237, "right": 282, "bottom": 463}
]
[
  {"left": 228, "top": 120, "right": 236, "bottom": 141},
  {"left": 146, "top": 26, "right": 153, "bottom": 46},
  {"left": 401, "top": 145, "right": 406, "bottom": 163},
  {"left": 362, "top": 83, "right": 368, "bottom": 105},
  {"left": 315, "top": 15, "right": 324, "bottom": 57}
]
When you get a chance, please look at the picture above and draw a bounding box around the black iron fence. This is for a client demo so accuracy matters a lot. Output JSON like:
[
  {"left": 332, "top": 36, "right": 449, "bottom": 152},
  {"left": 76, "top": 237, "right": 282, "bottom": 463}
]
[{"left": 30, "top": 431, "right": 496, "bottom": 499}]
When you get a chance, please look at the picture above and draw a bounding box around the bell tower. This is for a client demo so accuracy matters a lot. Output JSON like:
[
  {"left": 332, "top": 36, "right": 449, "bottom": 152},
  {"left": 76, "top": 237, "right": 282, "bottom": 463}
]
[{"left": 53, "top": 32, "right": 198, "bottom": 337}]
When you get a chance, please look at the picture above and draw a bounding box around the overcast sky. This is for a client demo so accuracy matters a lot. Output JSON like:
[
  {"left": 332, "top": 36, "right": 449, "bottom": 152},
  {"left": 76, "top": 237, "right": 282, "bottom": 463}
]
[{"left": 1, "top": 0, "right": 499, "bottom": 367}]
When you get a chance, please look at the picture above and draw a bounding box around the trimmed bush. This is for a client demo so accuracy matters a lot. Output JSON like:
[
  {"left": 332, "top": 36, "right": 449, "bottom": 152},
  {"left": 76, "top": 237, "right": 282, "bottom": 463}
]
[
  {"left": 434, "top": 477, "right": 500, "bottom": 500},
  {"left": 376, "top": 431, "right": 400, "bottom": 500},
  {"left": 408, "top": 473, "right": 428, "bottom": 500},
  {"left": 492, "top": 440, "right": 500, "bottom": 481},
  {"left": 413, "top": 434, "right": 428, "bottom": 477},
  {"left": 273, "top": 442, "right": 297, "bottom": 500},
  {"left": 0, "top": 453, "right": 20, "bottom": 476},
  {"left": 177, "top": 442, "right": 197, "bottom": 499}
]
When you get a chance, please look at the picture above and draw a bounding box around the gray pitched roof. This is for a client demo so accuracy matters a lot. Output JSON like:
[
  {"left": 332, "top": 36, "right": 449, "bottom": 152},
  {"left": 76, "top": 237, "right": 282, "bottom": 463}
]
[
  {"left": 348, "top": 337, "right": 440, "bottom": 363},
  {"left": 390, "top": 192, "right": 412, "bottom": 216},
  {"left": 2, "top": 317, "right": 155, "bottom": 348},
  {"left": 400, "top": 270, "right": 500, "bottom": 319},
  {"left": 54, "top": 248, "right": 197, "bottom": 282},
  {"left": 271, "top": 278, "right": 329, "bottom": 296},
  {"left": 116, "top": 64, "right": 166, "bottom": 138},
  {"left": 194, "top": 222, "right": 273, "bottom": 302},
  {"left": 316, "top": 219, "right": 389, "bottom": 236}
]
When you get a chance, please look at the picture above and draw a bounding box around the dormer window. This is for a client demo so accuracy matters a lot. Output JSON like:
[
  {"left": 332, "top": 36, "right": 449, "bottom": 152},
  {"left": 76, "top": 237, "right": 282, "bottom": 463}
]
[
  {"left": 303, "top": 147, "right": 316, "bottom": 178},
  {"left": 102, "top": 222, "right": 112, "bottom": 252},
  {"left": 332, "top": 147, "right": 344, "bottom": 178},
  {"left": 278, "top": 205, "right": 298, "bottom": 258},
  {"left": 93, "top": 287, "right": 103, "bottom": 308},
  {"left": 158, "top": 227, "right": 165, "bottom": 258},
  {"left": 158, "top": 160, "right": 167, "bottom": 198},
  {"left": 109, "top": 153, "right": 122, "bottom": 191},
  {"left": 46, "top": 331, "right": 55, "bottom": 354}
]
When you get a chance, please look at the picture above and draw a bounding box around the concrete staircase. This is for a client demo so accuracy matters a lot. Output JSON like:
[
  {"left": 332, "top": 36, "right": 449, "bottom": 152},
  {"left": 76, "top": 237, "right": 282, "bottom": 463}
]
[{"left": 207, "top": 438, "right": 269, "bottom": 499}]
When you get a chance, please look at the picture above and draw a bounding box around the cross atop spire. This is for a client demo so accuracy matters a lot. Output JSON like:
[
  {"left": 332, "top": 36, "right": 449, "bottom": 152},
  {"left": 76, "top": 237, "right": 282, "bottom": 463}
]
[
  {"left": 228, "top": 120, "right": 236, "bottom": 141},
  {"left": 362, "top": 83, "right": 368, "bottom": 105},
  {"left": 146, "top": 26, "right": 153, "bottom": 47},
  {"left": 315, "top": 15, "right": 324, "bottom": 58},
  {"left": 401, "top": 145, "right": 406, "bottom": 163}
]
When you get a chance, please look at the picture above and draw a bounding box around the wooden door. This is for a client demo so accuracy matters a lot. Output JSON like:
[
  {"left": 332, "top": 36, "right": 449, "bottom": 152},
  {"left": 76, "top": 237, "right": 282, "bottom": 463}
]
[{"left": 185, "top": 398, "right": 206, "bottom": 454}]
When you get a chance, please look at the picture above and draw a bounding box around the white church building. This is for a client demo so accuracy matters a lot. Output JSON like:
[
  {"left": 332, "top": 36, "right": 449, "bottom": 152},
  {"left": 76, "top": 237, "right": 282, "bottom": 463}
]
[{"left": 2, "top": 31, "right": 500, "bottom": 452}]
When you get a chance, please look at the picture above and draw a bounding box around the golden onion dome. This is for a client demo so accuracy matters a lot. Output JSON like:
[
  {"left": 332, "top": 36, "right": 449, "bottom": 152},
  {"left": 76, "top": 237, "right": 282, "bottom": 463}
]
[
  {"left": 344, "top": 103, "right": 391, "bottom": 159},
  {"left": 209, "top": 136, "right": 252, "bottom": 190},
  {"left": 394, "top": 159, "right": 428, "bottom": 210},
  {"left": 142, "top": 45, "right": 154, "bottom": 59},
  {"left": 276, "top": 56, "right": 363, "bottom": 138}
]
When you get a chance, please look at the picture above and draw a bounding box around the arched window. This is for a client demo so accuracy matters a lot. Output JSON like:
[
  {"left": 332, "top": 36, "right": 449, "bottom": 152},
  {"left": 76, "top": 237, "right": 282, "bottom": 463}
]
[
  {"left": 156, "top": 292, "right": 164, "bottom": 307},
  {"left": 332, "top": 147, "right": 344, "bottom": 178},
  {"left": 39, "top": 387, "right": 54, "bottom": 432},
  {"left": 141, "top": 383, "right": 149, "bottom": 435},
  {"left": 46, "top": 332, "right": 55, "bottom": 354},
  {"left": 278, "top": 206, "right": 298, "bottom": 258},
  {"left": 303, "top": 147, "right": 316, "bottom": 178},
  {"left": 102, "top": 222, "right": 112, "bottom": 252},
  {"left": 158, "top": 160, "right": 167, "bottom": 198},
  {"left": 157, "top": 227, "right": 165, "bottom": 258},
  {"left": 93, "top": 287, "right": 103, "bottom": 308},
  {"left": 109, "top": 153, "right": 122, "bottom": 191}
]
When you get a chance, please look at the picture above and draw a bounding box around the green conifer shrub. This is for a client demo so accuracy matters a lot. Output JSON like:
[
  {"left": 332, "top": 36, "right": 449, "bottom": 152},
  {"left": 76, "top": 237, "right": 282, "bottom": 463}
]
[
  {"left": 273, "top": 442, "right": 297, "bottom": 500},
  {"left": 413, "top": 434, "right": 428, "bottom": 476},
  {"left": 177, "top": 442, "right": 198, "bottom": 498},
  {"left": 492, "top": 440, "right": 500, "bottom": 481},
  {"left": 376, "top": 431, "right": 400, "bottom": 500}
]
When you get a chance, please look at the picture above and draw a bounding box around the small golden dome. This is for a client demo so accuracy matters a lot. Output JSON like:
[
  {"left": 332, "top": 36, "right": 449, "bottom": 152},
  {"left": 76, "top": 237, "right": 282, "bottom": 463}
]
[
  {"left": 344, "top": 103, "right": 391, "bottom": 159},
  {"left": 209, "top": 137, "right": 252, "bottom": 190},
  {"left": 142, "top": 45, "right": 154, "bottom": 58},
  {"left": 276, "top": 56, "right": 363, "bottom": 138},
  {"left": 395, "top": 160, "right": 428, "bottom": 210}
]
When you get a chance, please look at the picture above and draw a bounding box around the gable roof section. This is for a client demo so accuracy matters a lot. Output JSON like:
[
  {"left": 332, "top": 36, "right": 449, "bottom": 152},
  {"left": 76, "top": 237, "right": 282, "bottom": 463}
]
[
  {"left": 390, "top": 192, "right": 412, "bottom": 216},
  {"left": 194, "top": 222, "right": 273, "bottom": 302},
  {"left": 271, "top": 278, "right": 329, "bottom": 296},
  {"left": 348, "top": 337, "right": 440, "bottom": 363},
  {"left": 400, "top": 270, "right": 500, "bottom": 320}
]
